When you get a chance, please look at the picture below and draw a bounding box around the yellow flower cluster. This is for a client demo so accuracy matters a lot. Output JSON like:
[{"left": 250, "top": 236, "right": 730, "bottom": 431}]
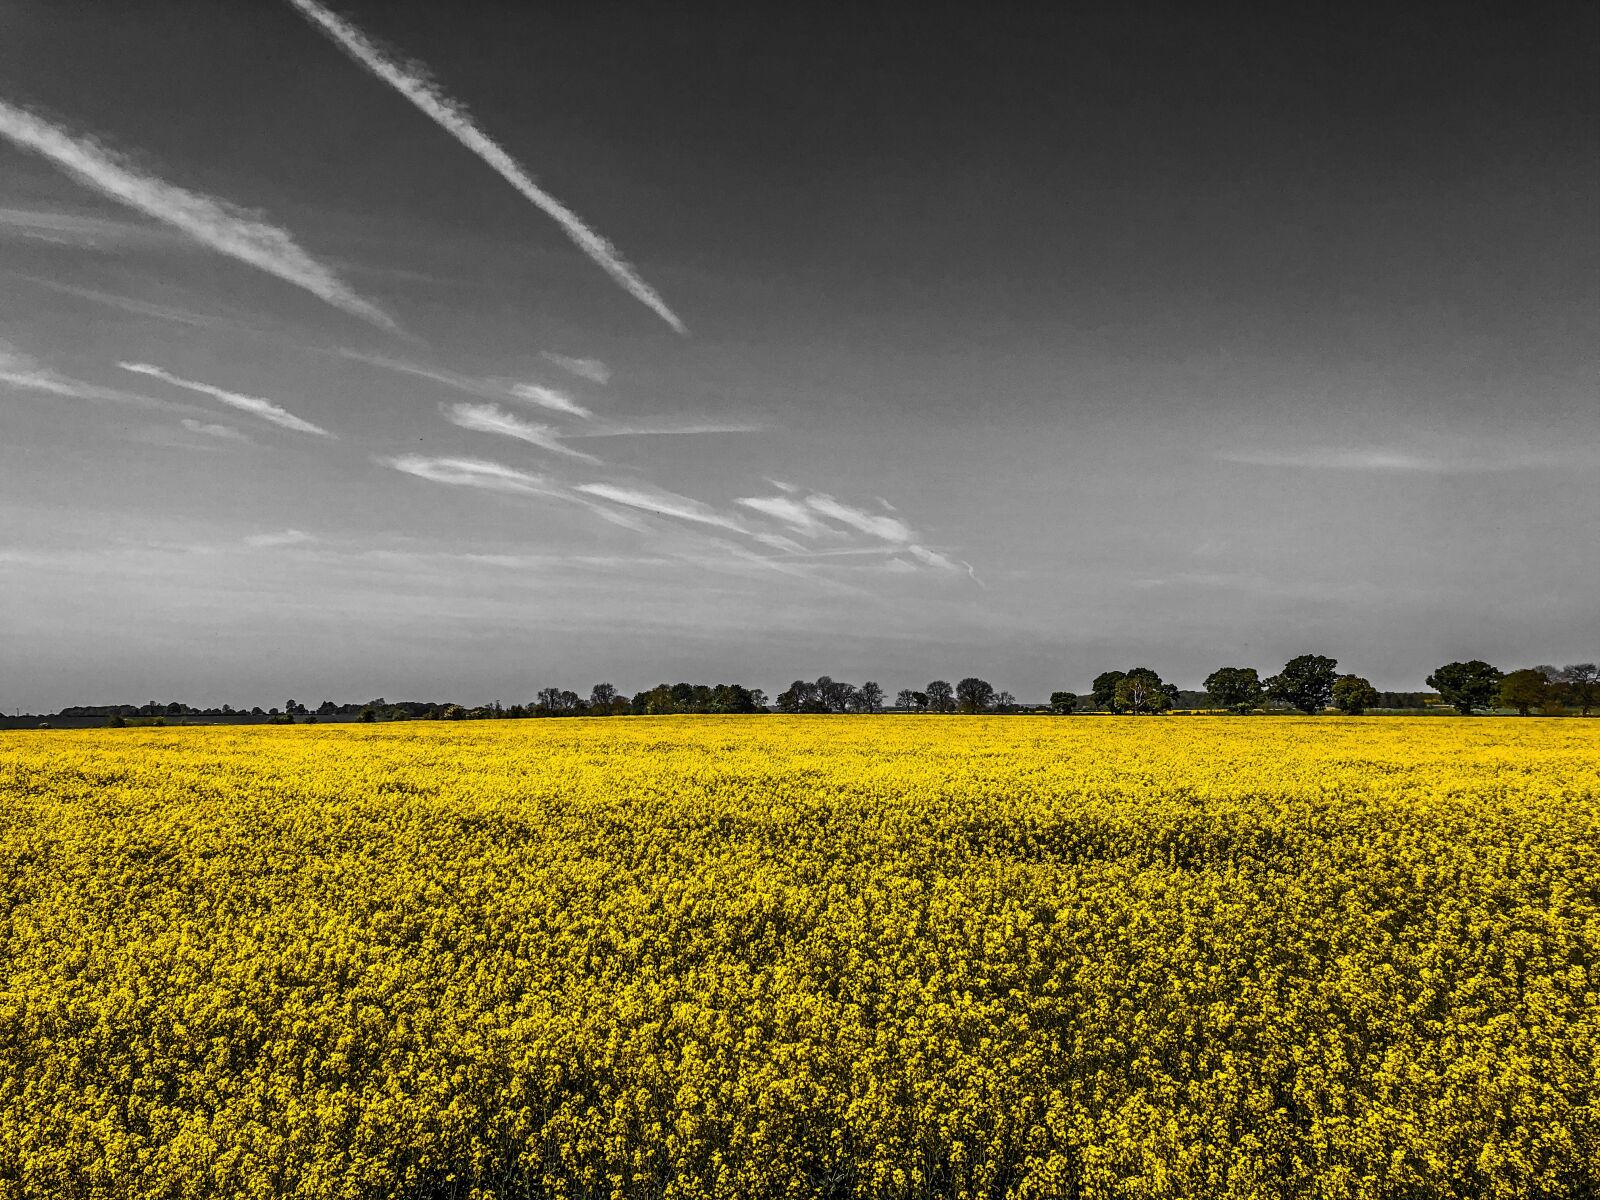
[{"left": 0, "top": 717, "right": 1595, "bottom": 1199}]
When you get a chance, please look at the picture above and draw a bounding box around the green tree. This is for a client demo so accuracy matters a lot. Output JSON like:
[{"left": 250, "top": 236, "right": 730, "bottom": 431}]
[
  {"left": 1091, "top": 671, "right": 1127, "bottom": 712},
  {"left": 1266, "top": 654, "right": 1339, "bottom": 714},
  {"left": 1049, "top": 691, "right": 1078, "bottom": 714},
  {"left": 1426, "top": 660, "right": 1503, "bottom": 715},
  {"left": 1331, "top": 674, "right": 1379, "bottom": 715},
  {"left": 1204, "top": 667, "right": 1264, "bottom": 714},
  {"left": 1113, "top": 668, "right": 1171, "bottom": 715},
  {"left": 1497, "top": 669, "right": 1550, "bottom": 717}
]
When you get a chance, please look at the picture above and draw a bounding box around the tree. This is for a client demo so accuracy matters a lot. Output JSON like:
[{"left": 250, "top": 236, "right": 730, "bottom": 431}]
[
  {"left": 1091, "top": 671, "right": 1126, "bottom": 712},
  {"left": 816, "top": 677, "right": 858, "bottom": 713},
  {"left": 993, "top": 690, "right": 1017, "bottom": 712},
  {"left": 589, "top": 683, "right": 618, "bottom": 713},
  {"left": 632, "top": 684, "right": 675, "bottom": 714},
  {"left": 1204, "top": 667, "right": 1264, "bottom": 714},
  {"left": 1558, "top": 663, "right": 1599, "bottom": 716},
  {"left": 1049, "top": 691, "right": 1078, "bottom": 714},
  {"left": 1426, "top": 660, "right": 1503, "bottom": 715},
  {"left": 1497, "top": 669, "right": 1550, "bottom": 717},
  {"left": 926, "top": 680, "right": 954, "bottom": 712},
  {"left": 1113, "top": 667, "right": 1171, "bottom": 714},
  {"left": 535, "top": 687, "right": 582, "bottom": 715},
  {"left": 858, "top": 681, "right": 884, "bottom": 712},
  {"left": 956, "top": 677, "right": 995, "bottom": 713},
  {"left": 1331, "top": 674, "right": 1379, "bottom": 716},
  {"left": 775, "top": 681, "right": 811, "bottom": 713},
  {"left": 895, "top": 688, "right": 922, "bottom": 711},
  {"left": 1265, "top": 654, "right": 1339, "bottom": 714}
]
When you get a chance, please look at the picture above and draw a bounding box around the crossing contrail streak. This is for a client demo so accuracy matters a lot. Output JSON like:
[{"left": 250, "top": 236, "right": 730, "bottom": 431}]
[
  {"left": 287, "top": 0, "right": 687, "bottom": 334},
  {"left": 0, "top": 97, "right": 396, "bottom": 331}
]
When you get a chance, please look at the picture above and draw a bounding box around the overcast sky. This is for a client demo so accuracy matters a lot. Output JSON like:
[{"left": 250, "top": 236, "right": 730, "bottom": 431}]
[{"left": 2, "top": 1, "right": 1596, "bottom": 710}]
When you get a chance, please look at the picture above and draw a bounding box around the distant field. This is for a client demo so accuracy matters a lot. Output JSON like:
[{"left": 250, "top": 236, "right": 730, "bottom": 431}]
[{"left": 1, "top": 718, "right": 1595, "bottom": 1199}]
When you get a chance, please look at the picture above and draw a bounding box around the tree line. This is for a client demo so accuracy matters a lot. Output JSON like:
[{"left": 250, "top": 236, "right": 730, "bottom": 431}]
[
  {"left": 29, "top": 658, "right": 1598, "bottom": 728},
  {"left": 1066, "top": 656, "right": 1597, "bottom": 716}
]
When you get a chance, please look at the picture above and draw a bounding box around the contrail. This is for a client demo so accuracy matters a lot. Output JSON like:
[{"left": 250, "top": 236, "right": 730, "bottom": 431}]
[
  {"left": 0, "top": 98, "right": 395, "bottom": 331},
  {"left": 120, "top": 362, "right": 330, "bottom": 436},
  {"left": 286, "top": 0, "right": 687, "bottom": 334}
]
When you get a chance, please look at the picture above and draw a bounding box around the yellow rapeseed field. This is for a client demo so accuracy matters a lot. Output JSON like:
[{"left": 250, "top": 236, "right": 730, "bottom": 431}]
[{"left": 0, "top": 717, "right": 1595, "bottom": 1199}]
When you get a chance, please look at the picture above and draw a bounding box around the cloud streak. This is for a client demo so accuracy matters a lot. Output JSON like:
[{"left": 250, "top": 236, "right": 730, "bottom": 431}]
[
  {"left": 387, "top": 453, "right": 554, "bottom": 496},
  {"left": 0, "top": 205, "right": 172, "bottom": 249},
  {"left": 1219, "top": 444, "right": 1596, "bottom": 473},
  {"left": 0, "top": 97, "right": 395, "bottom": 329},
  {"left": 541, "top": 352, "right": 610, "bottom": 384},
  {"left": 287, "top": 0, "right": 686, "bottom": 333},
  {"left": 245, "top": 529, "right": 315, "bottom": 548},
  {"left": 509, "top": 382, "right": 592, "bottom": 420},
  {"left": 575, "top": 482, "right": 753, "bottom": 534},
  {"left": 568, "top": 420, "right": 764, "bottom": 438},
  {"left": 181, "top": 418, "right": 251, "bottom": 442},
  {"left": 1, "top": 342, "right": 173, "bottom": 408},
  {"left": 120, "top": 362, "right": 330, "bottom": 436},
  {"left": 445, "top": 401, "right": 600, "bottom": 462},
  {"left": 737, "top": 485, "right": 974, "bottom": 579}
]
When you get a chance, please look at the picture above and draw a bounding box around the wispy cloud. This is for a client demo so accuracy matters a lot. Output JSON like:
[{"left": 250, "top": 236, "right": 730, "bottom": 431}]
[
  {"left": 735, "top": 494, "right": 830, "bottom": 535},
  {"left": 181, "top": 418, "right": 250, "bottom": 442},
  {"left": 569, "top": 420, "right": 764, "bottom": 438},
  {"left": 339, "top": 350, "right": 599, "bottom": 419},
  {"left": 541, "top": 352, "right": 611, "bottom": 384},
  {"left": 0, "top": 98, "right": 396, "bottom": 330},
  {"left": 509, "top": 382, "right": 592, "bottom": 420},
  {"left": 1, "top": 341, "right": 173, "bottom": 408},
  {"left": 576, "top": 482, "right": 753, "bottom": 534},
  {"left": 804, "top": 492, "right": 915, "bottom": 542},
  {"left": 1219, "top": 444, "right": 1594, "bottom": 473},
  {"left": 287, "top": 0, "right": 686, "bottom": 333},
  {"left": 737, "top": 485, "right": 974, "bottom": 579},
  {"left": 445, "top": 401, "right": 600, "bottom": 462},
  {"left": 120, "top": 362, "right": 330, "bottom": 436},
  {"left": 6, "top": 271, "right": 257, "bottom": 333},
  {"left": 1220, "top": 447, "right": 1445, "bottom": 472},
  {"left": 386, "top": 453, "right": 554, "bottom": 497},
  {"left": 245, "top": 529, "right": 315, "bottom": 548},
  {"left": 0, "top": 205, "right": 171, "bottom": 249},
  {"left": 338, "top": 349, "right": 499, "bottom": 398}
]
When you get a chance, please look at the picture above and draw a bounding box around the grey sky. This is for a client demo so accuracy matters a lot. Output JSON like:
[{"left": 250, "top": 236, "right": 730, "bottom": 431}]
[{"left": 2, "top": 1, "right": 1596, "bottom": 710}]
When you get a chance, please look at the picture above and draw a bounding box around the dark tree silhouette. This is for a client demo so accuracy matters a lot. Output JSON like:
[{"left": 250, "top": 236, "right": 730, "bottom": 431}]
[
  {"left": 1557, "top": 663, "right": 1598, "bottom": 715},
  {"left": 955, "top": 677, "right": 995, "bottom": 713}
]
